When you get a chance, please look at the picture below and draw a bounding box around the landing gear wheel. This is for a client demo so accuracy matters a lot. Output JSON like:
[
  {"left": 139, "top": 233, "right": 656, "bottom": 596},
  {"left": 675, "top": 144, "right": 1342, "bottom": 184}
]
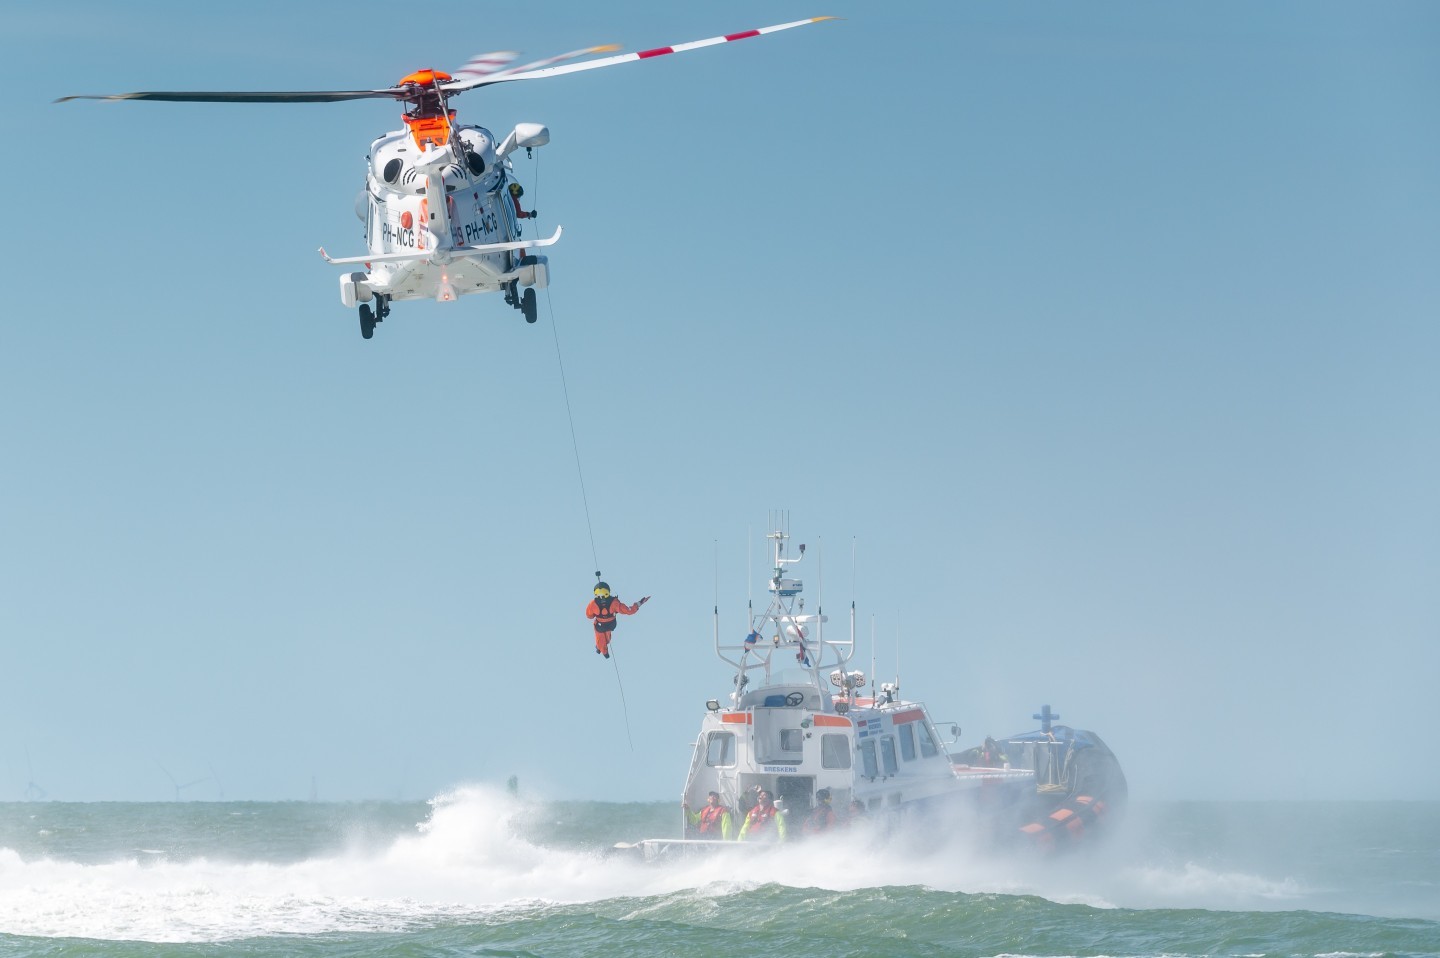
[
  {"left": 521, "top": 287, "right": 537, "bottom": 324},
  {"left": 358, "top": 302, "right": 375, "bottom": 340},
  {"left": 785, "top": 692, "right": 804, "bottom": 707}
]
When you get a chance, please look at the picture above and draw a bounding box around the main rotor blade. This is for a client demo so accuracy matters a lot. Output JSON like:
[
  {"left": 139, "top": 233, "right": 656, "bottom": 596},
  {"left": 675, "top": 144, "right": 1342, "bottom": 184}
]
[
  {"left": 449, "top": 16, "right": 835, "bottom": 91},
  {"left": 56, "top": 89, "right": 404, "bottom": 104},
  {"left": 451, "top": 51, "right": 520, "bottom": 82},
  {"left": 58, "top": 16, "right": 834, "bottom": 105},
  {"left": 444, "top": 44, "right": 622, "bottom": 92}
]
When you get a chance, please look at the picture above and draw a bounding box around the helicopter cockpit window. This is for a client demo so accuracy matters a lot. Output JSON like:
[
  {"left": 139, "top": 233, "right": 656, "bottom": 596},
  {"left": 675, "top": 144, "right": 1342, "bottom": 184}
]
[{"left": 382, "top": 158, "right": 403, "bottom": 184}]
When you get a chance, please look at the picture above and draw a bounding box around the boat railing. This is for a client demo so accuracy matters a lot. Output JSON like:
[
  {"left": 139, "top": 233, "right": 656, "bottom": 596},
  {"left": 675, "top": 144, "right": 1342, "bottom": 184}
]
[{"left": 1009, "top": 738, "right": 1073, "bottom": 793}]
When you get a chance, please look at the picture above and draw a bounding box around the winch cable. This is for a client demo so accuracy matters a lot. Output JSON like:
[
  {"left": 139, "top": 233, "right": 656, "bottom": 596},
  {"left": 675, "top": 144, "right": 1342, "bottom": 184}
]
[
  {"left": 544, "top": 285, "right": 633, "bottom": 752},
  {"left": 528, "top": 154, "right": 632, "bottom": 751},
  {"left": 529, "top": 150, "right": 599, "bottom": 575},
  {"left": 608, "top": 645, "right": 636, "bottom": 753}
]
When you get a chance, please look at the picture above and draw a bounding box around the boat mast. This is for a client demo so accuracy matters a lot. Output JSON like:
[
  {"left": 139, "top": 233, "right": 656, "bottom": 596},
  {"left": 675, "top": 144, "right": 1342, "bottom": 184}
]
[{"left": 717, "top": 522, "right": 855, "bottom": 699}]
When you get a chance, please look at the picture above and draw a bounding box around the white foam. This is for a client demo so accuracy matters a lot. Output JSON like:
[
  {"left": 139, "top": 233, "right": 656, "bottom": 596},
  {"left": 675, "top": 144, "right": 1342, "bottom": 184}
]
[{"left": 0, "top": 788, "right": 1324, "bottom": 942}]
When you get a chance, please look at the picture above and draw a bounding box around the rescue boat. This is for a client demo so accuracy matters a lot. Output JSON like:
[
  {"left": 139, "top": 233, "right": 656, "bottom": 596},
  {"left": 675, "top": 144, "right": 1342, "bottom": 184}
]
[{"left": 614, "top": 528, "right": 1127, "bottom": 861}]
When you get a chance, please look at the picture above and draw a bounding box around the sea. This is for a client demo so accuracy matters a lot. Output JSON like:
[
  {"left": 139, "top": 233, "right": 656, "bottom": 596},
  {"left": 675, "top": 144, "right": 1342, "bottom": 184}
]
[{"left": 0, "top": 789, "right": 1436, "bottom": 958}]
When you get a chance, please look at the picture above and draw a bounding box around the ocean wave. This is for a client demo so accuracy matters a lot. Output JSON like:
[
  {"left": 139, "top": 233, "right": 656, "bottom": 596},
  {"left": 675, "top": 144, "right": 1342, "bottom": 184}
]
[{"left": 0, "top": 790, "right": 1433, "bottom": 945}]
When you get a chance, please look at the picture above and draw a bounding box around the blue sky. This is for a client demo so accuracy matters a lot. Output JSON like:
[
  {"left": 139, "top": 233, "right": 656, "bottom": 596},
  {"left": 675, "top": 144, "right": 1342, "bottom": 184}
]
[{"left": 2, "top": 0, "right": 1437, "bottom": 802}]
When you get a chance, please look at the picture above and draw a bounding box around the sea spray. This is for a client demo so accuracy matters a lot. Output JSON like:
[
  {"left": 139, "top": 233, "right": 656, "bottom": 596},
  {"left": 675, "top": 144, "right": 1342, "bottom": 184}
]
[{"left": 0, "top": 795, "right": 1435, "bottom": 952}]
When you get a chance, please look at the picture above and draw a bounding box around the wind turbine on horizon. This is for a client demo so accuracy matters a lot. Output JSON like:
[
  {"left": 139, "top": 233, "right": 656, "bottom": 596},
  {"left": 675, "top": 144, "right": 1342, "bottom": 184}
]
[
  {"left": 157, "top": 762, "right": 208, "bottom": 801},
  {"left": 23, "top": 748, "right": 47, "bottom": 802}
]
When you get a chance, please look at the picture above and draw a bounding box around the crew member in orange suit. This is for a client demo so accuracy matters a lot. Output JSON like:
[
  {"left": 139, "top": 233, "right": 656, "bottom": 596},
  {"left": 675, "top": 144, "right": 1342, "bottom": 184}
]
[{"left": 586, "top": 581, "right": 649, "bottom": 658}]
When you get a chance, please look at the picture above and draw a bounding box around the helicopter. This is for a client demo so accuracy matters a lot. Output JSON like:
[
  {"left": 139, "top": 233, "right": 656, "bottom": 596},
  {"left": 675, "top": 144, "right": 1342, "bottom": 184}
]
[{"left": 59, "top": 17, "right": 834, "bottom": 340}]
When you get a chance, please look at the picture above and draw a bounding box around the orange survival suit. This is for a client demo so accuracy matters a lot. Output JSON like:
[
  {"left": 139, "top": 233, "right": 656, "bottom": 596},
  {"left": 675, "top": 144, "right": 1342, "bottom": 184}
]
[{"left": 586, "top": 582, "right": 648, "bottom": 657}]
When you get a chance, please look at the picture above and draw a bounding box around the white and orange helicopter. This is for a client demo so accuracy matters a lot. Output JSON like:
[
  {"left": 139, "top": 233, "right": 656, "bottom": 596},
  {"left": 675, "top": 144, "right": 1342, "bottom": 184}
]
[{"left": 60, "top": 17, "right": 832, "bottom": 339}]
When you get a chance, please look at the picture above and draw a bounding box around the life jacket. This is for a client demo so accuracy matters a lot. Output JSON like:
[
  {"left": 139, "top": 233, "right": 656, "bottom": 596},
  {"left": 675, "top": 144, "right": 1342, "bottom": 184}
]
[
  {"left": 592, "top": 596, "right": 617, "bottom": 632},
  {"left": 698, "top": 804, "right": 729, "bottom": 834},
  {"left": 746, "top": 804, "right": 777, "bottom": 833},
  {"left": 803, "top": 804, "right": 836, "bottom": 834}
]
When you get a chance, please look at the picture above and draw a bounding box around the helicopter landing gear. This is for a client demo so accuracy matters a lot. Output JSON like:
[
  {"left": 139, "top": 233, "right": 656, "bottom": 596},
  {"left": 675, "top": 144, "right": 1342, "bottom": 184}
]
[
  {"left": 358, "top": 295, "right": 390, "bottom": 340},
  {"left": 504, "top": 280, "right": 538, "bottom": 324}
]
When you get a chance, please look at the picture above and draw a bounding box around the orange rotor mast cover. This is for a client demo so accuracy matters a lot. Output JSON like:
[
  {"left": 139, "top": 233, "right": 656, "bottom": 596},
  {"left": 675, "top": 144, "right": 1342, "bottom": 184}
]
[{"left": 398, "top": 70, "right": 456, "bottom": 150}]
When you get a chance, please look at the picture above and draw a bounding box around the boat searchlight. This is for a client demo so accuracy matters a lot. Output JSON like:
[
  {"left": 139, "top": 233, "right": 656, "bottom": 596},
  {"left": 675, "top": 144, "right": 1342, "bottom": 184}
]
[{"left": 706, "top": 700, "right": 721, "bottom": 712}]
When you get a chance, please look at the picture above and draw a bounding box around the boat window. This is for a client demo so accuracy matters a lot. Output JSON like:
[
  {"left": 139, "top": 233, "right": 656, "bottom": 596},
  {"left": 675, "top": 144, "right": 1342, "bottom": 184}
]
[
  {"left": 899, "top": 724, "right": 917, "bottom": 761},
  {"left": 821, "top": 734, "right": 850, "bottom": 769},
  {"left": 780, "top": 729, "right": 804, "bottom": 752},
  {"left": 918, "top": 723, "right": 939, "bottom": 758},
  {"left": 881, "top": 737, "right": 898, "bottom": 776},
  {"left": 859, "top": 739, "right": 878, "bottom": 779},
  {"left": 706, "top": 731, "right": 736, "bottom": 767}
]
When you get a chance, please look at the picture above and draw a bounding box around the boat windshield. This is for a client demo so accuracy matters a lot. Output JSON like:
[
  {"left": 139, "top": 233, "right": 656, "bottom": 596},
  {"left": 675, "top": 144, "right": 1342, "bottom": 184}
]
[{"left": 771, "top": 666, "right": 820, "bottom": 688}]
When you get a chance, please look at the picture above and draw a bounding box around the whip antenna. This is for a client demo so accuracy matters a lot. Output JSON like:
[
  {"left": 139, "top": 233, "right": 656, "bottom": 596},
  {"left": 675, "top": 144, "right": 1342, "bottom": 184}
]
[
  {"left": 870, "top": 615, "right": 876, "bottom": 701},
  {"left": 714, "top": 539, "right": 720, "bottom": 649},
  {"left": 850, "top": 537, "right": 857, "bottom": 650}
]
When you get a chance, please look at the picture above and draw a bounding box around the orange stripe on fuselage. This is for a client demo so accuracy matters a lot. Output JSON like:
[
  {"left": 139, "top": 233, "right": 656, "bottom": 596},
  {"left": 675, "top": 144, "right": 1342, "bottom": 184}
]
[
  {"left": 814, "top": 715, "right": 852, "bottom": 727},
  {"left": 721, "top": 712, "right": 752, "bottom": 725}
]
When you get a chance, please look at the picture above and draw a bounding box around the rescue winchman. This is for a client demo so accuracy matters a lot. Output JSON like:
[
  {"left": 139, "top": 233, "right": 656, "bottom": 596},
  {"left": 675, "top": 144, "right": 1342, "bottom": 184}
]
[
  {"left": 508, "top": 181, "right": 537, "bottom": 219},
  {"left": 586, "top": 581, "right": 649, "bottom": 658}
]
